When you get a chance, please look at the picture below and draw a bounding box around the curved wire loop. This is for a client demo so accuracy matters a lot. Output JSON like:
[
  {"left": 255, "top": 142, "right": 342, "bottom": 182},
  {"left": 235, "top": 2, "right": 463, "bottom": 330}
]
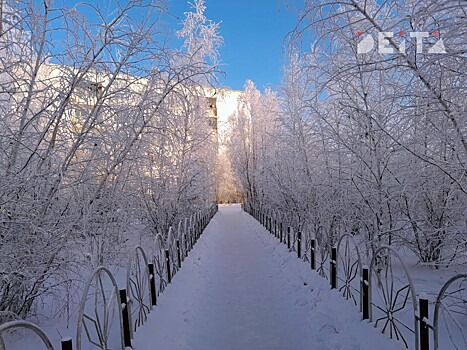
[
  {"left": 336, "top": 234, "right": 363, "bottom": 310},
  {"left": 0, "top": 320, "right": 54, "bottom": 350},
  {"left": 126, "top": 246, "right": 152, "bottom": 335},
  {"left": 76, "top": 266, "right": 124, "bottom": 350},
  {"left": 433, "top": 274, "right": 467, "bottom": 350},
  {"left": 369, "top": 246, "right": 419, "bottom": 349},
  {"left": 153, "top": 233, "right": 167, "bottom": 294}
]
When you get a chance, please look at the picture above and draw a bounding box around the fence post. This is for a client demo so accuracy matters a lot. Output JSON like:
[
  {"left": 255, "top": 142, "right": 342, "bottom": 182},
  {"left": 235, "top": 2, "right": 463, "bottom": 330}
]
[
  {"left": 119, "top": 289, "right": 132, "bottom": 347},
  {"left": 274, "top": 220, "right": 277, "bottom": 238},
  {"left": 184, "top": 234, "right": 188, "bottom": 257},
  {"left": 297, "top": 231, "right": 302, "bottom": 259},
  {"left": 310, "top": 239, "right": 316, "bottom": 270},
  {"left": 280, "top": 222, "right": 283, "bottom": 242},
  {"left": 61, "top": 337, "right": 72, "bottom": 350},
  {"left": 331, "top": 247, "right": 337, "bottom": 289},
  {"left": 176, "top": 240, "right": 182, "bottom": 268},
  {"left": 419, "top": 295, "right": 429, "bottom": 350},
  {"left": 362, "top": 267, "right": 369, "bottom": 320},
  {"left": 165, "top": 249, "right": 172, "bottom": 284},
  {"left": 148, "top": 263, "right": 157, "bottom": 306},
  {"left": 287, "top": 227, "right": 291, "bottom": 249}
]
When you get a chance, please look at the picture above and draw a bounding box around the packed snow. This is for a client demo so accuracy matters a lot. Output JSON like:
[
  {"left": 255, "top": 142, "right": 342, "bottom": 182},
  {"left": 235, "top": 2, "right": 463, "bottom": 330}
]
[{"left": 131, "top": 204, "right": 402, "bottom": 350}]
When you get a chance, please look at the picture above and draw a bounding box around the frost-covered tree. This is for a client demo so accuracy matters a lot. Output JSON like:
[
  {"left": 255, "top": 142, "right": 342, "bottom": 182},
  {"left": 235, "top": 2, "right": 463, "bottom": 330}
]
[
  {"left": 0, "top": 0, "right": 221, "bottom": 320},
  {"left": 227, "top": 0, "right": 466, "bottom": 267},
  {"left": 227, "top": 81, "right": 279, "bottom": 209}
]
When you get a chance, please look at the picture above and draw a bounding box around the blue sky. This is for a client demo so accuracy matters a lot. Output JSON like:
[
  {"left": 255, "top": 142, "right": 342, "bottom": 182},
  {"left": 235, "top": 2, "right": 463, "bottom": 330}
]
[
  {"left": 44, "top": 0, "right": 303, "bottom": 92},
  {"left": 170, "top": 0, "right": 304, "bottom": 92}
]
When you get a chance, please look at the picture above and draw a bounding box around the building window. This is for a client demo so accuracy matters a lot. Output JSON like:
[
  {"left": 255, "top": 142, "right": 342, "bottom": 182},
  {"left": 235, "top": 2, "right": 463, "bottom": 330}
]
[{"left": 207, "top": 97, "right": 217, "bottom": 117}]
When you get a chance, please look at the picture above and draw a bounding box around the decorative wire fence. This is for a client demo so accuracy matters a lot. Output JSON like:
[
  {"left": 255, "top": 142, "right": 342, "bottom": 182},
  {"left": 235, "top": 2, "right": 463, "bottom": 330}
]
[
  {"left": 244, "top": 202, "right": 467, "bottom": 350},
  {"left": 0, "top": 204, "right": 218, "bottom": 350}
]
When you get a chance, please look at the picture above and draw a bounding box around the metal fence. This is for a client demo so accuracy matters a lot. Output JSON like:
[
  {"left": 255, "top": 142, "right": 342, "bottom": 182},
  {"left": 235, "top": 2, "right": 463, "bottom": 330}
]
[
  {"left": 244, "top": 202, "right": 466, "bottom": 350},
  {"left": 0, "top": 204, "right": 218, "bottom": 350}
]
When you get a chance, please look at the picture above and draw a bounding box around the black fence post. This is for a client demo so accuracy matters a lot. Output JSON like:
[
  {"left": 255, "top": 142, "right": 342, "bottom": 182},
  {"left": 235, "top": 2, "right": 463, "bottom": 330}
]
[
  {"left": 419, "top": 295, "right": 430, "bottom": 350},
  {"left": 297, "top": 231, "right": 302, "bottom": 259},
  {"left": 61, "top": 337, "right": 72, "bottom": 350},
  {"left": 362, "top": 267, "right": 369, "bottom": 320},
  {"left": 148, "top": 263, "right": 157, "bottom": 306},
  {"left": 184, "top": 234, "right": 188, "bottom": 257},
  {"left": 176, "top": 240, "right": 182, "bottom": 268},
  {"left": 310, "top": 239, "right": 316, "bottom": 270},
  {"left": 331, "top": 247, "right": 337, "bottom": 289},
  {"left": 287, "top": 227, "right": 291, "bottom": 249},
  {"left": 280, "top": 222, "right": 283, "bottom": 243},
  {"left": 190, "top": 230, "right": 193, "bottom": 251},
  {"left": 119, "top": 289, "right": 132, "bottom": 347},
  {"left": 165, "top": 249, "right": 172, "bottom": 284},
  {"left": 274, "top": 220, "right": 277, "bottom": 238}
]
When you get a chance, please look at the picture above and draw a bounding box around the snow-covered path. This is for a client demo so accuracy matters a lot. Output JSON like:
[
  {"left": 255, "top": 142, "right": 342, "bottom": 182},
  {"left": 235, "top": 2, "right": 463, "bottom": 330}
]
[{"left": 133, "top": 204, "right": 402, "bottom": 350}]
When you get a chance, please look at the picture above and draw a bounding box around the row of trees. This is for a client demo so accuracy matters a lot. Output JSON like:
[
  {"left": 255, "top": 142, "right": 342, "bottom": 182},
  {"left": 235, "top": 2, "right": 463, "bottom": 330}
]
[
  {"left": 228, "top": 0, "right": 466, "bottom": 268},
  {"left": 0, "top": 0, "right": 220, "bottom": 320}
]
